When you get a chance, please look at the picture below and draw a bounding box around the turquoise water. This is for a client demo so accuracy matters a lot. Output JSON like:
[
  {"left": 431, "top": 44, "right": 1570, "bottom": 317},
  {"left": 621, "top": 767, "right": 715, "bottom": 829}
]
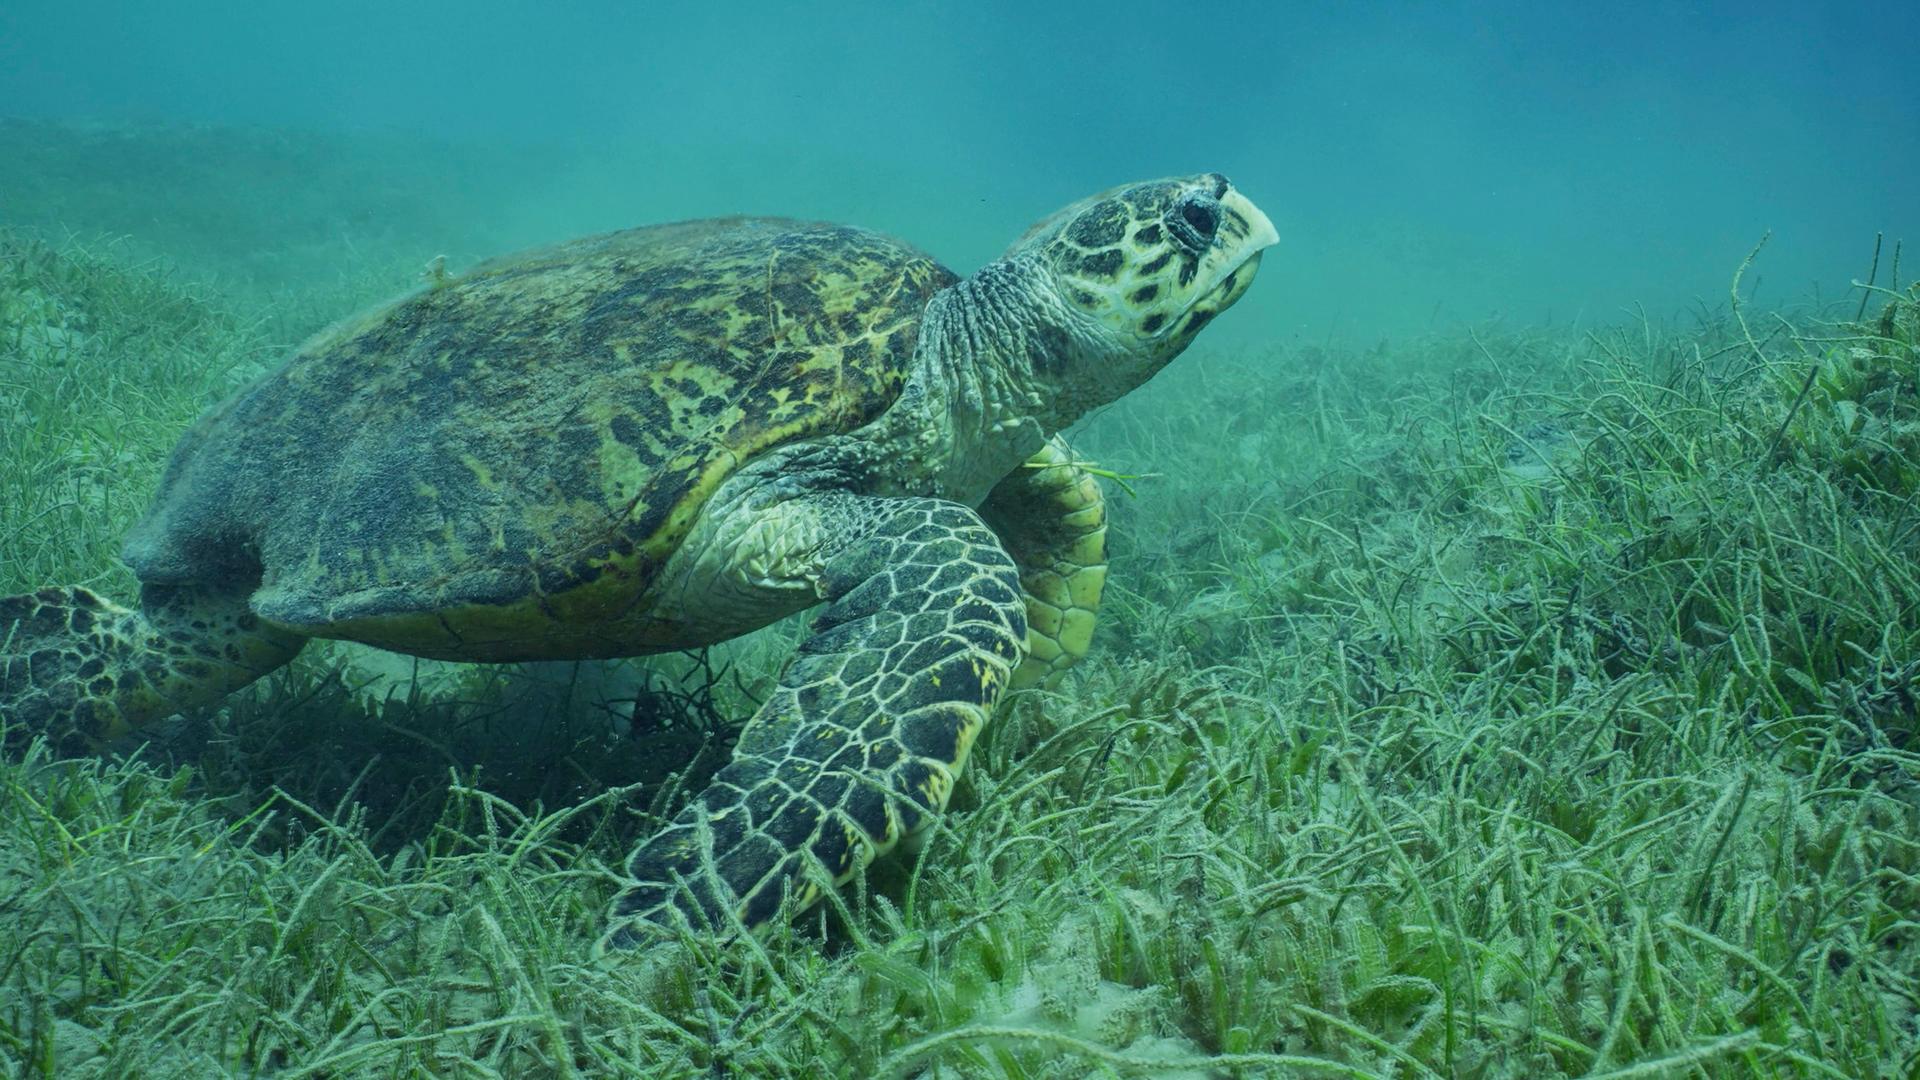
[{"left": 4, "top": 1, "right": 1913, "bottom": 340}]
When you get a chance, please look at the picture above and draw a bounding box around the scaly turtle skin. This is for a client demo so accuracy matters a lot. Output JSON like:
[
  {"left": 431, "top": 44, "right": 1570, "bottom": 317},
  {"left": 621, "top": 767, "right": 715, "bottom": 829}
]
[{"left": 1, "top": 174, "right": 1277, "bottom": 945}]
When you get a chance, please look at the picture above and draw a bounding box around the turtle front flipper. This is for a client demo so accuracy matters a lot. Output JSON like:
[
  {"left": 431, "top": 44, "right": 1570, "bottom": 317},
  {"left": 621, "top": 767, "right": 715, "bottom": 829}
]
[
  {"left": 0, "top": 583, "right": 305, "bottom": 750},
  {"left": 602, "top": 494, "right": 1025, "bottom": 947},
  {"left": 980, "top": 436, "right": 1109, "bottom": 690}
]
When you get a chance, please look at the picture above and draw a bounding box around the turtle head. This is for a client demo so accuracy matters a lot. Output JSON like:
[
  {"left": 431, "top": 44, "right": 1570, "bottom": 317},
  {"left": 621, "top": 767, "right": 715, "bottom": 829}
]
[{"left": 1011, "top": 173, "right": 1278, "bottom": 387}]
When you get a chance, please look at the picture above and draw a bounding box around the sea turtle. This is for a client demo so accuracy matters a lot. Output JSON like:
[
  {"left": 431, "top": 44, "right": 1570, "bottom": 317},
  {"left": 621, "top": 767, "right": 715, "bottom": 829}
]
[{"left": 0, "top": 174, "right": 1277, "bottom": 946}]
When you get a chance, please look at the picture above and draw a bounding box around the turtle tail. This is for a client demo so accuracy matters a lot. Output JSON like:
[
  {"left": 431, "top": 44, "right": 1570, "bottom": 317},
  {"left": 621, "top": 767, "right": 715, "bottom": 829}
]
[{"left": 0, "top": 583, "right": 305, "bottom": 750}]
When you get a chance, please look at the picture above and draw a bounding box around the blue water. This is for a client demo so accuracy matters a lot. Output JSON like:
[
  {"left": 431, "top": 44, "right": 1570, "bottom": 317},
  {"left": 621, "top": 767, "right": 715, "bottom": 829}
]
[{"left": 2, "top": 0, "right": 1915, "bottom": 341}]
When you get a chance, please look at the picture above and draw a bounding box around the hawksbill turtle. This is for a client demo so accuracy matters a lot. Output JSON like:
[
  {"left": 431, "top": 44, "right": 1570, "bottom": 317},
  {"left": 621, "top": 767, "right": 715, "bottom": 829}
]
[{"left": 0, "top": 174, "right": 1277, "bottom": 946}]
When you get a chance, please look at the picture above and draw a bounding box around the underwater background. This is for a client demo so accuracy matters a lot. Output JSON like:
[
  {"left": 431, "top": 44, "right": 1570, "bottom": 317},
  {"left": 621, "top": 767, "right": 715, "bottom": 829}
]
[
  {"left": 2, "top": 1, "right": 1919, "bottom": 1076},
  {"left": 5, "top": 0, "right": 1916, "bottom": 341}
]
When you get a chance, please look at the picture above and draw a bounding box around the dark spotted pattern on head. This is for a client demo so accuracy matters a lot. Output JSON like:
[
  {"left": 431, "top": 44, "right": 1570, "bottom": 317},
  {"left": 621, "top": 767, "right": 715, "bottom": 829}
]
[
  {"left": 1064, "top": 198, "right": 1130, "bottom": 248},
  {"left": 1004, "top": 173, "right": 1275, "bottom": 354},
  {"left": 121, "top": 219, "right": 958, "bottom": 658},
  {"left": 1078, "top": 248, "right": 1125, "bottom": 279}
]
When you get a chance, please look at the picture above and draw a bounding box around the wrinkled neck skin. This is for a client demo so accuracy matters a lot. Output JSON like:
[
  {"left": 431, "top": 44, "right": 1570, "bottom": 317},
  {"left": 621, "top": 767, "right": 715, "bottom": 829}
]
[{"left": 850, "top": 256, "right": 1137, "bottom": 504}]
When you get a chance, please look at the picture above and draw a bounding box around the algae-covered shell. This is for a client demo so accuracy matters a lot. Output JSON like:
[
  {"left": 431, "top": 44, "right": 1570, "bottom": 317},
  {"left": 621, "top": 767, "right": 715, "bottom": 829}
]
[{"left": 121, "top": 217, "right": 957, "bottom": 658}]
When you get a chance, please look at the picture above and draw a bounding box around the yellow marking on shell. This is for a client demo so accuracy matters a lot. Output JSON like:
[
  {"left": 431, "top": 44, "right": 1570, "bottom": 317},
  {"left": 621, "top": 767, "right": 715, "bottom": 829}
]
[
  {"left": 277, "top": 230, "right": 945, "bottom": 660},
  {"left": 461, "top": 454, "right": 497, "bottom": 489}
]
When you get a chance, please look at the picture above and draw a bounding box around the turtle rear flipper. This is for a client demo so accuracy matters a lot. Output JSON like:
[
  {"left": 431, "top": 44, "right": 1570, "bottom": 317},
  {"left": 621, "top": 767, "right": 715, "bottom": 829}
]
[
  {"left": 0, "top": 583, "right": 305, "bottom": 749},
  {"left": 981, "top": 436, "right": 1109, "bottom": 691},
  {"left": 601, "top": 494, "right": 1026, "bottom": 947}
]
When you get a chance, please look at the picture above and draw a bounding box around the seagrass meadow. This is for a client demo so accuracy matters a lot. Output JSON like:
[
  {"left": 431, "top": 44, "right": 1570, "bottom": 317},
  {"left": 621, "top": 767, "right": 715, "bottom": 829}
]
[{"left": 2, "top": 120, "right": 1918, "bottom": 1079}]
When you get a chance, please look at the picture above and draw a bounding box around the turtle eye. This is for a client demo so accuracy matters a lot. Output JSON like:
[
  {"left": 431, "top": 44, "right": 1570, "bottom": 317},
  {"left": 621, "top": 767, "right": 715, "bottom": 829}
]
[
  {"left": 1169, "top": 195, "right": 1221, "bottom": 251},
  {"left": 1182, "top": 199, "right": 1220, "bottom": 238}
]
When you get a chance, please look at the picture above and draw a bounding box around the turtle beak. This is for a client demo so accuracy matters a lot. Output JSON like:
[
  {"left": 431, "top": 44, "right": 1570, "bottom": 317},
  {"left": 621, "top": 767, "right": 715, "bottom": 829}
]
[
  {"left": 1186, "top": 185, "right": 1276, "bottom": 319},
  {"left": 1221, "top": 187, "right": 1279, "bottom": 257}
]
